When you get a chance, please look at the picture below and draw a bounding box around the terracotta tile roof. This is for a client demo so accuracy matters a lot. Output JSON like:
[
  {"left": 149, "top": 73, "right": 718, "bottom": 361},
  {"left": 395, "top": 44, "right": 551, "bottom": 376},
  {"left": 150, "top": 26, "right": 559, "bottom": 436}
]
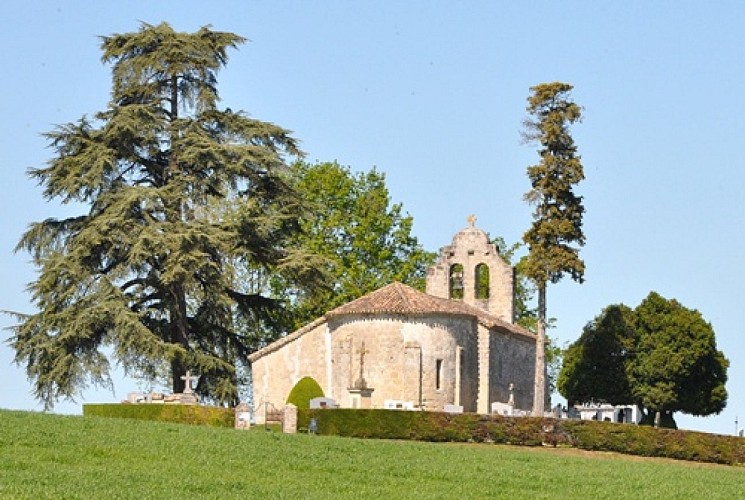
[
  {"left": 249, "top": 282, "right": 535, "bottom": 362},
  {"left": 327, "top": 282, "right": 534, "bottom": 339}
]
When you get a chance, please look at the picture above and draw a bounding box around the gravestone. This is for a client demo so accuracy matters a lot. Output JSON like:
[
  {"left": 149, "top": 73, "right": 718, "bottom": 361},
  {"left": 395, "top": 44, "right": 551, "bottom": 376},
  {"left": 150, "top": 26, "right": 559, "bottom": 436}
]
[
  {"left": 383, "top": 399, "right": 415, "bottom": 410},
  {"left": 309, "top": 397, "right": 338, "bottom": 409},
  {"left": 235, "top": 403, "right": 251, "bottom": 430},
  {"left": 176, "top": 370, "right": 199, "bottom": 404},
  {"left": 443, "top": 404, "right": 464, "bottom": 414},
  {"left": 491, "top": 401, "right": 513, "bottom": 416}
]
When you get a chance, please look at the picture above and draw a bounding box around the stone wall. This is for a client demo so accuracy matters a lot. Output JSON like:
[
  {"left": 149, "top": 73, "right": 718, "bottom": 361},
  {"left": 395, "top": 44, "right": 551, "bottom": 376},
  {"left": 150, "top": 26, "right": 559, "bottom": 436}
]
[
  {"left": 251, "top": 312, "right": 484, "bottom": 420},
  {"left": 327, "top": 314, "right": 479, "bottom": 412},
  {"left": 426, "top": 225, "right": 514, "bottom": 322},
  {"left": 251, "top": 321, "right": 328, "bottom": 423},
  {"left": 488, "top": 329, "right": 536, "bottom": 411}
]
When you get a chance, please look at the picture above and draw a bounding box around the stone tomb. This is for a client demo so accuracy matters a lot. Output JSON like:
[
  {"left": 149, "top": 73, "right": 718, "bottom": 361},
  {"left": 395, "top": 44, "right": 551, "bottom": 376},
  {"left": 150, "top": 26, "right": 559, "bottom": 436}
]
[
  {"left": 309, "top": 397, "right": 339, "bottom": 409},
  {"left": 122, "top": 370, "right": 200, "bottom": 406}
]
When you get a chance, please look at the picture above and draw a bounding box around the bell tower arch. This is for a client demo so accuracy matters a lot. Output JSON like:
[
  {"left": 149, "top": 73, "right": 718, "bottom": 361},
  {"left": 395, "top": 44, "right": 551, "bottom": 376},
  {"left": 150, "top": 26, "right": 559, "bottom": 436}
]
[{"left": 426, "top": 216, "right": 514, "bottom": 322}]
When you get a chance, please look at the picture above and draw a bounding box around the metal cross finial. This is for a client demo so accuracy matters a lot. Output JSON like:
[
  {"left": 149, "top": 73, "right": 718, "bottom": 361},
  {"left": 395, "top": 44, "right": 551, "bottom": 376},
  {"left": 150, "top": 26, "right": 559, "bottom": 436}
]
[
  {"left": 181, "top": 370, "right": 198, "bottom": 394},
  {"left": 468, "top": 214, "right": 476, "bottom": 227}
]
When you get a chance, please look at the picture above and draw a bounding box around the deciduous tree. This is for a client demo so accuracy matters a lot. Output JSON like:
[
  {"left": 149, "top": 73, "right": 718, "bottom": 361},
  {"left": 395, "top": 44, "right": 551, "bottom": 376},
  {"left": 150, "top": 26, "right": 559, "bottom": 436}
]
[
  {"left": 558, "top": 305, "right": 635, "bottom": 406},
  {"left": 629, "top": 292, "right": 728, "bottom": 427},
  {"left": 558, "top": 293, "right": 728, "bottom": 428},
  {"left": 521, "top": 82, "right": 586, "bottom": 415},
  {"left": 7, "top": 23, "right": 319, "bottom": 408},
  {"left": 278, "top": 161, "right": 436, "bottom": 329}
]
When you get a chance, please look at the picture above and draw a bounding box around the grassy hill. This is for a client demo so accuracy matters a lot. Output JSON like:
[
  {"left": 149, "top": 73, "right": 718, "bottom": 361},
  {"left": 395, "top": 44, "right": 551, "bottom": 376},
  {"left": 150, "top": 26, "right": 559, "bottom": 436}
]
[{"left": 0, "top": 409, "right": 742, "bottom": 499}]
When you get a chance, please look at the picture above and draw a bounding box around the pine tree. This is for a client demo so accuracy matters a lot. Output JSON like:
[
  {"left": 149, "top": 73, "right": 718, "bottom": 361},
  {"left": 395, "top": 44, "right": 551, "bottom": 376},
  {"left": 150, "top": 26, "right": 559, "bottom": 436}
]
[
  {"left": 522, "top": 82, "right": 586, "bottom": 415},
  {"left": 8, "top": 23, "right": 319, "bottom": 408}
]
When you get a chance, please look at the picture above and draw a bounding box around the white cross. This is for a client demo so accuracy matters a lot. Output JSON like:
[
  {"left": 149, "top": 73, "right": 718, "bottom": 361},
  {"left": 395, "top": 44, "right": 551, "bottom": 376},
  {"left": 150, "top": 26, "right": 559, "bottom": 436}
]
[{"left": 181, "top": 370, "right": 198, "bottom": 394}]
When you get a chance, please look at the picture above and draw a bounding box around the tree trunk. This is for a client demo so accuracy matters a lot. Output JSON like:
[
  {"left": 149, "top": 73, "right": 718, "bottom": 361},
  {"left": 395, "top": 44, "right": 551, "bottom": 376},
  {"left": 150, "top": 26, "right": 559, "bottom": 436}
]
[
  {"left": 169, "top": 281, "right": 190, "bottom": 394},
  {"left": 167, "top": 72, "right": 187, "bottom": 395},
  {"left": 533, "top": 285, "right": 546, "bottom": 416}
]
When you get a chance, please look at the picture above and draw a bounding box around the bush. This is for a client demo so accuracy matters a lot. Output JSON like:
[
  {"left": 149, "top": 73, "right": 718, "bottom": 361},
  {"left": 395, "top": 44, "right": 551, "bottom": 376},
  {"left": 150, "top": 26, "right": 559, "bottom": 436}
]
[
  {"left": 297, "top": 409, "right": 745, "bottom": 465},
  {"left": 83, "top": 404, "right": 234, "bottom": 428},
  {"left": 286, "top": 376, "right": 324, "bottom": 409}
]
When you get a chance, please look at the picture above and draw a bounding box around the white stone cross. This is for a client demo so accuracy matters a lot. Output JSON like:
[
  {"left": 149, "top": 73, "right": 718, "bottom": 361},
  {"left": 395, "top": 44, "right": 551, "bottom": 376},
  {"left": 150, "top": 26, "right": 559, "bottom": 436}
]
[{"left": 181, "top": 370, "right": 198, "bottom": 394}]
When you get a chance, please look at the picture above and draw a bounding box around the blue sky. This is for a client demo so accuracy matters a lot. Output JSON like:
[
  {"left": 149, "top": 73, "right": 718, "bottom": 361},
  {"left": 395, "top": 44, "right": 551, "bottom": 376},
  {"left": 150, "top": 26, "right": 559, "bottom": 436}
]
[{"left": 2, "top": 1, "right": 743, "bottom": 436}]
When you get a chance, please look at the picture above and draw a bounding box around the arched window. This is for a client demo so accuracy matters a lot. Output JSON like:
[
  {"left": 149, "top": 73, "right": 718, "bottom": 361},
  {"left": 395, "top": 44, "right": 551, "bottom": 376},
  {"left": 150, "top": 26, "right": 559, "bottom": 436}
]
[
  {"left": 449, "top": 264, "right": 464, "bottom": 300},
  {"left": 475, "top": 263, "right": 490, "bottom": 300}
]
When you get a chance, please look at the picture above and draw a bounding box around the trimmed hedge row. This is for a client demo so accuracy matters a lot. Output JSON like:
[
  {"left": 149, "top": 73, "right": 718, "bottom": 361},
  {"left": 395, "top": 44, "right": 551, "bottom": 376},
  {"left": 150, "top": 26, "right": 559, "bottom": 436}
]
[
  {"left": 83, "top": 403, "right": 234, "bottom": 428},
  {"left": 298, "top": 409, "right": 745, "bottom": 466}
]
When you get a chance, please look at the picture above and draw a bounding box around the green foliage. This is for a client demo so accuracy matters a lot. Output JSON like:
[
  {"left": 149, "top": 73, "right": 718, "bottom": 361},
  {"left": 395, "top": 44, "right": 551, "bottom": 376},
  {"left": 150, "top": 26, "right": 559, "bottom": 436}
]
[
  {"left": 629, "top": 292, "right": 728, "bottom": 418},
  {"left": 521, "top": 82, "right": 586, "bottom": 414},
  {"left": 278, "top": 161, "right": 436, "bottom": 329},
  {"left": 83, "top": 403, "right": 234, "bottom": 427},
  {"left": 562, "top": 419, "right": 745, "bottom": 464},
  {"left": 558, "top": 305, "right": 635, "bottom": 405},
  {"left": 559, "top": 293, "right": 729, "bottom": 424},
  {"left": 3, "top": 410, "right": 744, "bottom": 498},
  {"left": 298, "top": 409, "right": 745, "bottom": 465},
  {"left": 7, "top": 22, "right": 318, "bottom": 409},
  {"left": 285, "top": 376, "right": 324, "bottom": 409},
  {"left": 522, "top": 82, "right": 586, "bottom": 288},
  {"left": 298, "top": 409, "right": 553, "bottom": 445}
]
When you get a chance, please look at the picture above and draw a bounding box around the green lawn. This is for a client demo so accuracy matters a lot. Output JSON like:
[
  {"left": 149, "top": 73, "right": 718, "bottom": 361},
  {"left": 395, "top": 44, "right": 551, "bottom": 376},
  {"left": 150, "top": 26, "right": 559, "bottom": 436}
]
[{"left": 0, "top": 410, "right": 742, "bottom": 499}]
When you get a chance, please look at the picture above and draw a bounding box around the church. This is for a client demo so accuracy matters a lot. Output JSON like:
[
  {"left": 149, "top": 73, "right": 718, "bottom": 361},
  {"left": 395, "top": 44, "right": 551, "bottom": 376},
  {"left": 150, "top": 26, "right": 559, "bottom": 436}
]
[{"left": 248, "top": 218, "right": 538, "bottom": 421}]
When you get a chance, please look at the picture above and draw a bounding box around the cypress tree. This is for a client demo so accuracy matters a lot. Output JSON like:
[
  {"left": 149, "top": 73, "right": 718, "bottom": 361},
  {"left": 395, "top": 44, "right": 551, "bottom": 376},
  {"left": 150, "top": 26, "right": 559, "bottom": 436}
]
[{"left": 522, "top": 82, "right": 586, "bottom": 415}]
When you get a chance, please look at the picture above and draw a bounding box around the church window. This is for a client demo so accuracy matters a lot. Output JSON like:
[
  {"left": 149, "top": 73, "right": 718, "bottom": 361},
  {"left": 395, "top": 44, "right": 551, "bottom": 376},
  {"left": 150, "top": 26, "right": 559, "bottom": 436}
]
[
  {"left": 475, "top": 263, "right": 490, "bottom": 299},
  {"left": 436, "top": 359, "right": 443, "bottom": 390},
  {"left": 449, "top": 264, "right": 464, "bottom": 300}
]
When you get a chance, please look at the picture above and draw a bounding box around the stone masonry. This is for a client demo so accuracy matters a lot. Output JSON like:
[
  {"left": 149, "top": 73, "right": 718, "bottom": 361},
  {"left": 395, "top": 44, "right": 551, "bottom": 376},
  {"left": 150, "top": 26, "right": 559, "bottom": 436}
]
[{"left": 249, "top": 219, "right": 536, "bottom": 423}]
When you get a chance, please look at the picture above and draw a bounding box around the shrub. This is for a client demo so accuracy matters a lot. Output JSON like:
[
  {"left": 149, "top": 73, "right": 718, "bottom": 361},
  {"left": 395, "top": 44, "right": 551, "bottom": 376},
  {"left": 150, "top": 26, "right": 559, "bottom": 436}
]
[
  {"left": 297, "top": 409, "right": 745, "bottom": 465},
  {"left": 83, "top": 404, "right": 234, "bottom": 428},
  {"left": 286, "top": 376, "right": 324, "bottom": 409}
]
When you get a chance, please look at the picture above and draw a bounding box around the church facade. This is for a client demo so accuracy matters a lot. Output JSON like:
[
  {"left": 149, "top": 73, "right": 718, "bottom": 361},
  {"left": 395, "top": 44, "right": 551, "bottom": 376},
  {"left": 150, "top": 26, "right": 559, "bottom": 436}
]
[{"left": 248, "top": 220, "right": 537, "bottom": 421}]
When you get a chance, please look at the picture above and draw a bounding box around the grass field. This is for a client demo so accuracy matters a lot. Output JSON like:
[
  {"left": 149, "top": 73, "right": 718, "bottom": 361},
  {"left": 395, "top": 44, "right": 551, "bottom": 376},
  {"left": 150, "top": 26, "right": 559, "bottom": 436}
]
[{"left": 0, "top": 410, "right": 743, "bottom": 499}]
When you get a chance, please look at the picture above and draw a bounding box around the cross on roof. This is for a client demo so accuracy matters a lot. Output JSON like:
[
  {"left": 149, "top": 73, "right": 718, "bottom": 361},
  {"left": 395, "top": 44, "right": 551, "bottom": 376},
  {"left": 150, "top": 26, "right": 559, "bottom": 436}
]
[{"left": 468, "top": 214, "right": 476, "bottom": 227}]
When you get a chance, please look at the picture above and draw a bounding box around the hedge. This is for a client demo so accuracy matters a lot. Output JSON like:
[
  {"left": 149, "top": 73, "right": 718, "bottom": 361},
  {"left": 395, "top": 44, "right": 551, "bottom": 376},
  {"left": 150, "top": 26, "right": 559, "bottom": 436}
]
[
  {"left": 83, "top": 403, "right": 234, "bottom": 428},
  {"left": 298, "top": 409, "right": 745, "bottom": 466}
]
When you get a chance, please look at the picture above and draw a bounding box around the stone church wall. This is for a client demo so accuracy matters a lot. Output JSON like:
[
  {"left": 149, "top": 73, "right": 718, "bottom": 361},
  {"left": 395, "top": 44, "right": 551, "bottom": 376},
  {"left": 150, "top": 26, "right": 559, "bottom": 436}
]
[
  {"left": 328, "top": 314, "right": 479, "bottom": 412},
  {"left": 252, "top": 313, "right": 484, "bottom": 419},
  {"left": 251, "top": 321, "right": 329, "bottom": 422},
  {"left": 488, "top": 330, "right": 535, "bottom": 411}
]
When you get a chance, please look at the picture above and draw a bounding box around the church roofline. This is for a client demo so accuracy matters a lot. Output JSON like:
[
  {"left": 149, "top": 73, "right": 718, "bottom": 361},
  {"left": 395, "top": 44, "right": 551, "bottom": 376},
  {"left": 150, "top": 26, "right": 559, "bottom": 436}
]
[
  {"left": 247, "top": 316, "right": 327, "bottom": 363},
  {"left": 248, "top": 282, "right": 535, "bottom": 363}
]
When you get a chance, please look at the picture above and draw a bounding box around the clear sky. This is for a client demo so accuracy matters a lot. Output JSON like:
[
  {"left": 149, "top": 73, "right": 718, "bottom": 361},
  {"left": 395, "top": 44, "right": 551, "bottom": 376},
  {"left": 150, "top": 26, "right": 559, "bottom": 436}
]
[{"left": 2, "top": 1, "right": 743, "bottom": 436}]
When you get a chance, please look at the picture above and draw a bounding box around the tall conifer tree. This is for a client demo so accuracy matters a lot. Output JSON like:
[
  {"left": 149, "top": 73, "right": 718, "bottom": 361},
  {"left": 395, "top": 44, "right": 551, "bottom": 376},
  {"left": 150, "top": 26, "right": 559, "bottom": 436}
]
[
  {"left": 8, "top": 23, "right": 318, "bottom": 408},
  {"left": 522, "top": 82, "right": 585, "bottom": 415}
]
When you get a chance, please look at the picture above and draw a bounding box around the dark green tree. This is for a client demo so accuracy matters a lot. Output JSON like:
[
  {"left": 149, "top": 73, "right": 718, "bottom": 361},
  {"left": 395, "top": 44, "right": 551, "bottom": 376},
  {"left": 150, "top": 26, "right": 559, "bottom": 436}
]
[
  {"left": 277, "top": 161, "right": 436, "bottom": 329},
  {"left": 558, "top": 293, "right": 728, "bottom": 428},
  {"left": 521, "top": 82, "right": 586, "bottom": 415},
  {"left": 7, "top": 23, "right": 321, "bottom": 409},
  {"left": 629, "top": 292, "right": 728, "bottom": 427},
  {"left": 558, "top": 305, "right": 635, "bottom": 406}
]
